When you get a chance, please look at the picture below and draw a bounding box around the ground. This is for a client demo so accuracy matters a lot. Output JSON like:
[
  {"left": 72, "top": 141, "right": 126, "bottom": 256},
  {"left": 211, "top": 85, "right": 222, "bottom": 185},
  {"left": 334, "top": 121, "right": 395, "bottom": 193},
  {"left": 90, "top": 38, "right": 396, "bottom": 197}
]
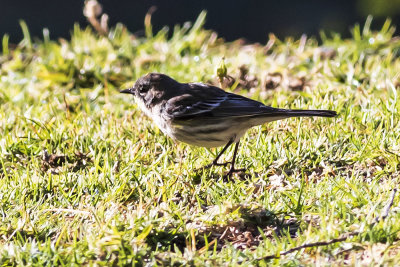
[{"left": 1, "top": 12, "right": 400, "bottom": 266}]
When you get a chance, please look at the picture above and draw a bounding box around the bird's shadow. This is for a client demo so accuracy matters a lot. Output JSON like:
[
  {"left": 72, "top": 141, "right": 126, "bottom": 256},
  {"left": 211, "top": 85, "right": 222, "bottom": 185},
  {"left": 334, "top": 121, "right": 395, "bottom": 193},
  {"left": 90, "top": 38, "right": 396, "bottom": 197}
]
[
  {"left": 211, "top": 206, "right": 301, "bottom": 248},
  {"left": 147, "top": 206, "right": 301, "bottom": 257}
]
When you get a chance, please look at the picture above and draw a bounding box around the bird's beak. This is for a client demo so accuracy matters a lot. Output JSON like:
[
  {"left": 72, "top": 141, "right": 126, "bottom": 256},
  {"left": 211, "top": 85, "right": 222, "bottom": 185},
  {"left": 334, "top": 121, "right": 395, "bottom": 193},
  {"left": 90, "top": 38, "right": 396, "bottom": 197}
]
[{"left": 120, "top": 88, "right": 134, "bottom": 94}]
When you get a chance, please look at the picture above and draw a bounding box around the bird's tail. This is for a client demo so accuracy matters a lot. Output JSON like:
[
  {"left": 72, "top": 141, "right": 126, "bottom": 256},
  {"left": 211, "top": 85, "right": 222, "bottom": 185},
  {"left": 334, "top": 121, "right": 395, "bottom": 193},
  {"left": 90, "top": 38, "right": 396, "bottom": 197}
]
[
  {"left": 280, "top": 109, "right": 337, "bottom": 118},
  {"left": 252, "top": 108, "right": 337, "bottom": 124}
]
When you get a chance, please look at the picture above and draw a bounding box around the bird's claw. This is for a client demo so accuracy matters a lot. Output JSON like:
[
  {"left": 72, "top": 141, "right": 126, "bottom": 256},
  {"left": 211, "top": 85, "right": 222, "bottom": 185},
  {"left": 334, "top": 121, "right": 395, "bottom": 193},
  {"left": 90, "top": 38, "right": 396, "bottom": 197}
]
[{"left": 223, "top": 168, "right": 247, "bottom": 181}]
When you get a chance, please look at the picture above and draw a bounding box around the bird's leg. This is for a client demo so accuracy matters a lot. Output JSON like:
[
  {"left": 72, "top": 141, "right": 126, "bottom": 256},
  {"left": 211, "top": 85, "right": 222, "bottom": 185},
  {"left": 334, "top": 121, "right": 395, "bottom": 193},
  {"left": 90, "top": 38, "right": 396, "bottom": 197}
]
[
  {"left": 224, "top": 142, "right": 246, "bottom": 179},
  {"left": 204, "top": 139, "right": 234, "bottom": 168}
]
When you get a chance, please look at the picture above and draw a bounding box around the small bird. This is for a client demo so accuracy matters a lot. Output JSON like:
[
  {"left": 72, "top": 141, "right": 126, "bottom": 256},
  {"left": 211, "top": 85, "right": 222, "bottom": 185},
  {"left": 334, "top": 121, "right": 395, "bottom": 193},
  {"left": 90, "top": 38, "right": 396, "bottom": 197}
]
[{"left": 121, "top": 73, "right": 337, "bottom": 178}]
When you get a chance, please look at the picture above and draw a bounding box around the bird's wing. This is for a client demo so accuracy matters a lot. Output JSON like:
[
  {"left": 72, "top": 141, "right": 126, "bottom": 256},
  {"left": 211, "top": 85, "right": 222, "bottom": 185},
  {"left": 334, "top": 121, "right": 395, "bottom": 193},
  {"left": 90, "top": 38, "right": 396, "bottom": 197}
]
[{"left": 165, "top": 83, "right": 280, "bottom": 120}]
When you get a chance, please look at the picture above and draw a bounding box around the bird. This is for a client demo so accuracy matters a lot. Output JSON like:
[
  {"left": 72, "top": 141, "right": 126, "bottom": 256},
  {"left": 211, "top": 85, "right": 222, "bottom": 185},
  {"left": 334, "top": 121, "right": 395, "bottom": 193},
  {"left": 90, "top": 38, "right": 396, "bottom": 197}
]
[{"left": 121, "top": 73, "right": 337, "bottom": 178}]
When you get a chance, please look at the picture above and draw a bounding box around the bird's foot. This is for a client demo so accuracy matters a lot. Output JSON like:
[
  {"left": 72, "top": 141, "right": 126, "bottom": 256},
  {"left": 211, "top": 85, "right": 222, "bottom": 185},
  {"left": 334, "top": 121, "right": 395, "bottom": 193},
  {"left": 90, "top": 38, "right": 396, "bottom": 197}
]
[{"left": 223, "top": 168, "right": 247, "bottom": 181}]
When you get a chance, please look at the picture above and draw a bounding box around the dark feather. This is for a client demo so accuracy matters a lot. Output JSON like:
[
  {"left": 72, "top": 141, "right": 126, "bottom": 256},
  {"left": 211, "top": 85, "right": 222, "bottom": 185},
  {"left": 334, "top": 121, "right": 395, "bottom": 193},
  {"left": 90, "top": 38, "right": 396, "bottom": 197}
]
[{"left": 166, "top": 83, "right": 336, "bottom": 120}]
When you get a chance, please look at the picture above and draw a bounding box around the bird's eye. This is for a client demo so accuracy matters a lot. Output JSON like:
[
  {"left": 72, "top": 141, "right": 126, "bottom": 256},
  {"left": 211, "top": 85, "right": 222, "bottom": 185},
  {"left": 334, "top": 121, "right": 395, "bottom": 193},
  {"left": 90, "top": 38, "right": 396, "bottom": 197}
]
[{"left": 139, "top": 84, "right": 150, "bottom": 94}]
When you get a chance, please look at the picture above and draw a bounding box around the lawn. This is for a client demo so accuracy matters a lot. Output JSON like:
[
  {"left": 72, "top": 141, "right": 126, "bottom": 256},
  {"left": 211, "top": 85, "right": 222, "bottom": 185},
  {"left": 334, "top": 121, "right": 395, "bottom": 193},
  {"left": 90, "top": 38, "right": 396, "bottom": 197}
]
[{"left": 1, "top": 11, "right": 400, "bottom": 265}]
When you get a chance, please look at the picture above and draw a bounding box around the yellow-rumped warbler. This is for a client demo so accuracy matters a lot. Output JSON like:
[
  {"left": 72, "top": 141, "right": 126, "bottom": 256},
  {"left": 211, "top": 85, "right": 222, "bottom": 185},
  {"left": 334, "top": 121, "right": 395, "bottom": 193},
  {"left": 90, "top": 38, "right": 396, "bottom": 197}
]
[{"left": 121, "top": 73, "right": 337, "bottom": 178}]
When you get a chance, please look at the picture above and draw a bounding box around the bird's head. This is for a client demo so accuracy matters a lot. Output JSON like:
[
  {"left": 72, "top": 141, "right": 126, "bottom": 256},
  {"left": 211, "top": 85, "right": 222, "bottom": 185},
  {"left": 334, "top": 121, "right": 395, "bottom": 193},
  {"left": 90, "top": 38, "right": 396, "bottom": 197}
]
[
  {"left": 120, "top": 73, "right": 179, "bottom": 107},
  {"left": 120, "top": 73, "right": 176, "bottom": 96}
]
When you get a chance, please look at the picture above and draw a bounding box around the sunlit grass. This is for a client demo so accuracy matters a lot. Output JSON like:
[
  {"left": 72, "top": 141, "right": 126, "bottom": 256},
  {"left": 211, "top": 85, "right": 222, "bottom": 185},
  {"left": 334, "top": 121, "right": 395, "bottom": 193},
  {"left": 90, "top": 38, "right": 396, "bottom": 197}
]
[{"left": 0, "top": 12, "right": 400, "bottom": 265}]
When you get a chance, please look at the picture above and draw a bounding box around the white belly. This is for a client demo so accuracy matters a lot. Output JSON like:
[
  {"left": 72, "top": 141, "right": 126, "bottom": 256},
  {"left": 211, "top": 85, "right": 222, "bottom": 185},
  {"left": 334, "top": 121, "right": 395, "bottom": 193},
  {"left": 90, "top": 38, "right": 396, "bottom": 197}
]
[{"left": 171, "top": 118, "right": 251, "bottom": 148}]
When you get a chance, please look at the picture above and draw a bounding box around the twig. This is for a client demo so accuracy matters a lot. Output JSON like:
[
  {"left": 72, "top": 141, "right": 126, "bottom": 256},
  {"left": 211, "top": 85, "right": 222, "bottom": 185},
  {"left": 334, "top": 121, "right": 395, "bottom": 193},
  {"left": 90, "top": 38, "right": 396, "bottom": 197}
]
[
  {"left": 219, "top": 226, "right": 230, "bottom": 241},
  {"left": 260, "top": 231, "right": 359, "bottom": 261},
  {"left": 372, "top": 188, "right": 397, "bottom": 224},
  {"left": 257, "top": 189, "right": 397, "bottom": 261},
  {"left": 84, "top": 0, "right": 108, "bottom": 35}
]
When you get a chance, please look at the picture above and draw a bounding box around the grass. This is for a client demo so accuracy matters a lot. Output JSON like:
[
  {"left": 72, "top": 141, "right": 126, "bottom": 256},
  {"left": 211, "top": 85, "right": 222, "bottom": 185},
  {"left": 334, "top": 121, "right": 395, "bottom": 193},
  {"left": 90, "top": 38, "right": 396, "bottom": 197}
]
[{"left": 1, "top": 11, "right": 400, "bottom": 265}]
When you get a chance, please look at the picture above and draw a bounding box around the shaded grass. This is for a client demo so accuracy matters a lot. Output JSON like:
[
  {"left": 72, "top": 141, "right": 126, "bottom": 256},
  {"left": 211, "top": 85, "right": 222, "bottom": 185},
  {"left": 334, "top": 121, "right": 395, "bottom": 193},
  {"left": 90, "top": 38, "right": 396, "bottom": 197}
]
[{"left": 1, "top": 12, "right": 400, "bottom": 265}]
